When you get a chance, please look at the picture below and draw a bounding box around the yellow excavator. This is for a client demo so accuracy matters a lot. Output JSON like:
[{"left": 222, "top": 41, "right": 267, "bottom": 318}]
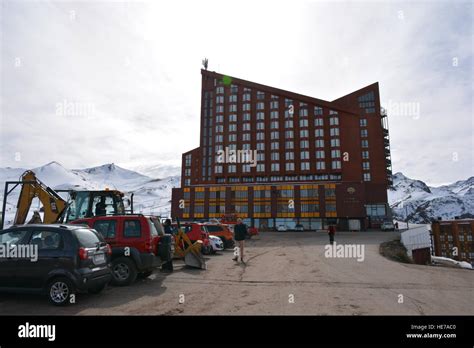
[{"left": 1, "top": 170, "right": 128, "bottom": 229}]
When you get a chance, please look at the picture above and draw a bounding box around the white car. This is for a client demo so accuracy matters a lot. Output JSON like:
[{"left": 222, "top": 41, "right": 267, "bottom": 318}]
[
  {"left": 208, "top": 235, "right": 224, "bottom": 253},
  {"left": 277, "top": 225, "right": 288, "bottom": 232}
]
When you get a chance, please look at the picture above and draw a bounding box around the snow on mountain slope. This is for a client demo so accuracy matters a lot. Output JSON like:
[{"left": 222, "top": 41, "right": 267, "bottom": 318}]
[
  {"left": 0, "top": 162, "right": 181, "bottom": 227},
  {"left": 389, "top": 172, "right": 474, "bottom": 223}
]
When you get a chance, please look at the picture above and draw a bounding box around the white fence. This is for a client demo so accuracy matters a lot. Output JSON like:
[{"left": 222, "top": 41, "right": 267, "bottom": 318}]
[{"left": 401, "top": 225, "right": 431, "bottom": 256}]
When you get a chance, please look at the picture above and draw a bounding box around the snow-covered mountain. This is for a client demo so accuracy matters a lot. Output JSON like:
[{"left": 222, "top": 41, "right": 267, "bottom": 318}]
[
  {"left": 388, "top": 172, "right": 474, "bottom": 223},
  {"left": 0, "top": 163, "right": 471, "bottom": 226},
  {"left": 0, "top": 161, "right": 180, "bottom": 227}
]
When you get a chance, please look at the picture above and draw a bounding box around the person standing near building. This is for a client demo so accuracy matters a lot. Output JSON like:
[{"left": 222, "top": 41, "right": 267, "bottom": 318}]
[
  {"left": 163, "top": 219, "right": 173, "bottom": 234},
  {"left": 233, "top": 218, "right": 247, "bottom": 263},
  {"left": 328, "top": 225, "right": 336, "bottom": 245}
]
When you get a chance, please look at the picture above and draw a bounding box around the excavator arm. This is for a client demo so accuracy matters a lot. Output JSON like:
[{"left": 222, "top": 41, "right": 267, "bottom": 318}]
[{"left": 14, "top": 171, "right": 67, "bottom": 225}]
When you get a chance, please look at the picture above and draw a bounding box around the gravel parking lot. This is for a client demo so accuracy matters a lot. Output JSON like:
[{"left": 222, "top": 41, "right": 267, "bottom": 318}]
[{"left": 1, "top": 231, "right": 473, "bottom": 315}]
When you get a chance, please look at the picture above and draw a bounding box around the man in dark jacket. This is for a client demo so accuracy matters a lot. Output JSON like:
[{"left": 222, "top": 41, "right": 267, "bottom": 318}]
[
  {"left": 233, "top": 218, "right": 247, "bottom": 263},
  {"left": 328, "top": 225, "right": 336, "bottom": 245}
]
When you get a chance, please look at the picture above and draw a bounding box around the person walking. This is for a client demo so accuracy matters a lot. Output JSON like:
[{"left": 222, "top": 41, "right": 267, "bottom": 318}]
[
  {"left": 328, "top": 225, "right": 336, "bottom": 245},
  {"left": 163, "top": 219, "right": 173, "bottom": 234},
  {"left": 233, "top": 218, "right": 247, "bottom": 263}
]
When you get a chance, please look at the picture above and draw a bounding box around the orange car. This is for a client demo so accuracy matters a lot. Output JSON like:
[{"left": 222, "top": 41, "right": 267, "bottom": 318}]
[{"left": 204, "top": 223, "right": 235, "bottom": 249}]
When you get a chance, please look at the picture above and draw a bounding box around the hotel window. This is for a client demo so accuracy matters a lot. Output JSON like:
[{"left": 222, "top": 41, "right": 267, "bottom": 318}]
[
  {"left": 257, "top": 164, "right": 265, "bottom": 172},
  {"left": 300, "top": 129, "right": 309, "bottom": 138},
  {"left": 361, "top": 140, "right": 369, "bottom": 148},
  {"left": 216, "top": 115, "right": 224, "bottom": 123},
  {"left": 285, "top": 98, "right": 293, "bottom": 107},
  {"left": 230, "top": 85, "right": 238, "bottom": 94},
  {"left": 315, "top": 129, "right": 324, "bottom": 137},
  {"left": 215, "top": 135, "right": 223, "bottom": 143},
  {"left": 228, "top": 165, "right": 236, "bottom": 173},
  {"left": 315, "top": 139, "right": 324, "bottom": 148},
  {"left": 271, "top": 131, "right": 279, "bottom": 140},
  {"left": 332, "top": 160, "right": 341, "bottom": 169},
  {"left": 216, "top": 96, "right": 224, "bottom": 104},
  {"left": 228, "top": 143, "right": 236, "bottom": 150},
  {"left": 286, "top": 163, "right": 295, "bottom": 171},
  {"left": 362, "top": 151, "right": 369, "bottom": 159},
  {"left": 316, "top": 161, "right": 326, "bottom": 170},
  {"left": 215, "top": 165, "right": 223, "bottom": 173},
  {"left": 229, "top": 114, "right": 237, "bottom": 122},
  {"left": 184, "top": 168, "right": 191, "bottom": 176},
  {"left": 363, "top": 162, "right": 370, "bottom": 170},
  {"left": 360, "top": 118, "right": 367, "bottom": 127},
  {"left": 301, "top": 162, "right": 310, "bottom": 170},
  {"left": 215, "top": 125, "right": 223, "bottom": 133},
  {"left": 229, "top": 134, "right": 237, "bottom": 142},
  {"left": 299, "top": 108, "right": 308, "bottom": 117},
  {"left": 271, "top": 163, "right": 280, "bottom": 171},
  {"left": 243, "top": 113, "right": 251, "bottom": 121},
  {"left": 270, "top": 111, "right": 279, "bottom": 119},
  {"left": 314, "top": 106, "right": 323, "bottom": 115},
  {"left": 243, "top": 103, "right": 251, "bottom": 111},
  {"left": 301, "top": 151, "right": 310, "bottom": 159},
  {"left": 242, "top": 164, "right": 251, "bottom": 173},
  {"left": 315, "top": 118, "right": 323, "bottom": 127},
  {"left": 285, "top": 141, "right": 294, "bottom": 150},
  {"left": 331, "top": 149, "right": 341, "bottom": 158},
  {"left": 363, "top": 173, "right": 371, "bottom": 181},
  {"left": 257, "top": 122, "right": 265, "bottom": 130},
  {"left": 257, "top": 102, "right": 265, "bottom": 110},
  {"left": 229, "top": 104, "right": 237, "bottom": 112},
  {"left": 243, "top": 93, "right": 251, "bottom": 101},
  {"left": 329, "top": 117, "right": 339, "bottom": 126},
  {"left": 300, "top": 119, "right": 308, "bottom": 127},
  {"left": 257, "top": 132, "right": 265, "bottom": 140},
  {"left": 300, "top": 140, "right": 309, "bottom": 149},
  {"left": 229, "top": 124, "right": 237, "bottom": 132},
  {"left": 257, "top": 91, "right": 265, "bottom": 100},
  {"left": 285, "top": 130, "right": 294, "bottom": 138},
  {"left": 271, "top": 121, "right": 279, "bottom": 129},
  {"left": 316, "top": 150, "right": 325, "bottom": 159},
  {"left": 229, "top": 95, "right": 237, "bottom": 103},
  {"left": 257, "top": 143, "right": 265, "bottom": 151},
  {"left": 284, "top": 110, "right": 293, "bottom": 118},
  {"left": 330, "top": 128, "right": 340, "bottom": 136},
  {"left": 215, "top": 144, "right": 223, "bottom": 151},
  {"left": 271, "top": 152, "right": 280, "bottom": 161},
  {"left": 257, "top": 153, "right": 265, "bottom": 161},
  {"left": 216, "top": 105, "right": 224, "bottom": 113},
  {"left": 216, "top": 86, "right": 224, "bottom": 94},
  {"left": 243, "top": 123, "right": 251, "bottom": 131},
  {"left": 242, "top": 143, "right": 251, "bottom": 150},
  {"left": 271, "top": 142, "right": 279, "bottom": 150},
  {"left": 286, "top": 152, "right": 294, "bottom": 160},
  {"left": 285, "top": 120, "right": 293, "bottom": 128},
  {"left": 360, "top": 129, "right": 368, "bottom": 137},
  {"left": 331, "top": 138, "right": 340, "bottom": 147},
  {"left": 329, "top": 110, "right": 338, "bottom": 115},
  {"left": 270, "top": 100, "right": 279, "bottom": 109},
  {"left": 243, "top": 133, "right": 251, "bottom": 141},
  {"left": 256, "top": 112, "right": 265, "bottom": 120}
]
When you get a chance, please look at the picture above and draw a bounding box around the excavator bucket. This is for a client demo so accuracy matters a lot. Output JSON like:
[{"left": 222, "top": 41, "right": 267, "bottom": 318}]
[
  {"left": 184, "top": 240, "right": 207, "bottom": 270},
  {"left": 174, "top": 218, "right": 207, "bottom": 270}
]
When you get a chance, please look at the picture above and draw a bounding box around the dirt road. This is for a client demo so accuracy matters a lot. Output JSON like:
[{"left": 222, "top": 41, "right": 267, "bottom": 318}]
[{"left": 1, "top": 231, "right": 472, "bottom": 315}]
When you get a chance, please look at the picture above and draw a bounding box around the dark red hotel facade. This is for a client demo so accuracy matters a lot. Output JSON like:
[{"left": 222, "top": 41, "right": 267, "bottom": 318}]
[{"left": 171, "top": 70, "right": 392, "bottom": 230}]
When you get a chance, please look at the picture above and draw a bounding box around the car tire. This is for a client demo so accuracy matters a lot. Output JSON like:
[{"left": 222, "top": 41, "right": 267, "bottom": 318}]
[
  {"left": 111, "top": 257, "right": 138, "bottom": 286},
  {"left": 47, "top": 277, "right": 75, "bottom": 306},
  {"left": 88, "top": 283, "right": 106, "bottom": 294},
  {"left": 140, "top": 270, "right": 153, "bottom": 278},
  {"left": 161, "top": 260, "right": 174, "bottom": 272}
]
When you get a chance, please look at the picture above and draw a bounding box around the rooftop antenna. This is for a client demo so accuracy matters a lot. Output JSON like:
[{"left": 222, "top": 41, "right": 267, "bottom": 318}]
[{"left": 202, "top": 58, "right": 208, "bottom": 70}]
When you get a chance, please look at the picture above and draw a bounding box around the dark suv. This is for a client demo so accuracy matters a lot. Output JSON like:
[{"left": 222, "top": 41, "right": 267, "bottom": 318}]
[
  {"left": 0, "top": 224, "right": 112, "bottom": 305},
  {"left": 72, "top": 215, "right": 174, "bottom": 286}
]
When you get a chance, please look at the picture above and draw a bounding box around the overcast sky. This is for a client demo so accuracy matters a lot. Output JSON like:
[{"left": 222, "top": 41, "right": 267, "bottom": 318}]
[{"left": 1, "top": 0, "right": 472, "bottom": 185}]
